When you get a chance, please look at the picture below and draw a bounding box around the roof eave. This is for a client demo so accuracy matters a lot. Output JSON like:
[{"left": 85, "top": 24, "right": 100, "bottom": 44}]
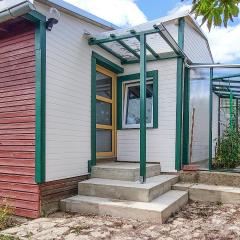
[{"left": 35, "top": 0, "right": 118, "bottom": 30}]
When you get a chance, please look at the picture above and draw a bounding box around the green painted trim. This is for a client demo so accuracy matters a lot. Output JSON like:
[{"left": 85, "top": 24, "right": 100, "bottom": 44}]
[
  {"left": 25, "top": 12, "right": 46, "bottom": 183},
  {"left": 182, "top": 67, "right": 190, "bottom": 165},
  {"left": 91, "top": 55, "right": 97, "bottom": 167},
  {"left": 209, "top": 68, "right": 213, "bottom": 170},
  {"left": 117, "top": 70, "right": 159, "bottom": 130},
  {"left": 24, "top": 10, "right": 46, "bottom": 22},
  {"left": 92, "top": 51, "right": 124, "bottom": 74},
  {"left": 175, "top": 17, "right": 185, "bottom": 171},
  {"left": 139, "top": 33, "right": 146, "bottom": 183}
]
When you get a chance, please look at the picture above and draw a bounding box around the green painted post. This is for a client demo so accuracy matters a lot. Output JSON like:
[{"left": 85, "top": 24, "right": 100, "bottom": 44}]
[
  {"left": 139, "top": 33, "right": 146, "bottom": 183},
  {"left": 230, "top": 90, "right": 233, "bottom": 130},
  {"left": 175, "top": 17, "right": 185, "bottom": 171},
  {"left": 209, "top": 68, "right": 213, "bottom": 170},
  {"left": 91, "top": 56, "right": 97, "bottom": 167},
  {"left": 236, "top": 99, "right": 239, "bottom": 132},
  {"left": 182, "top": 67, "right": 190, "bottom": 165}
]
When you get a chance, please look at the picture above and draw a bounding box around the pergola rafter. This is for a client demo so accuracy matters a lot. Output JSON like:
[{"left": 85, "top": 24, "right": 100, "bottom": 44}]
[{"left": 88, "top": 23, "right": 185, "bottom": 65}]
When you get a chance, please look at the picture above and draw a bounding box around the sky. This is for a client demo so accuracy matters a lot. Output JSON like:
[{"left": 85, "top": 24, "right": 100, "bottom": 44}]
[{"left": 64, "top": 0, "right": 240, "bottom": 64}]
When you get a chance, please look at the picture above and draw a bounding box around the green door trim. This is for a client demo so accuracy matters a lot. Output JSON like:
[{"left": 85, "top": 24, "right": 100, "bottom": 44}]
[
  {"left": 90, "top": 52, "right": 124, "bottom": 170},
  {"left": 24, "top": 11, "right": 46, "bottom": 183},
  {"left": 175, "top": 17, "right": 185, "bottom": 171},
  {"left": 182, "top": 67, "right": 190, "bottom": 165}
]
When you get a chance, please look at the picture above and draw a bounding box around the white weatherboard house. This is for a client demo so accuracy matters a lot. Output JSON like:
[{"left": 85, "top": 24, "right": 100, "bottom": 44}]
[{"left": 0, "top": 0, "right": 221, "bottom": 221}]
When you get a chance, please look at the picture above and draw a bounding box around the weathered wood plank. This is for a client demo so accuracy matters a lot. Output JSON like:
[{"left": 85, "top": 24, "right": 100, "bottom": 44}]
[
  {"left": 0, "top": 174, "right": 35, "bottom": 184},
  {"left": 0, "top": 158, "right": 34, "bottom": 167},
  {"left": 0, "top": 116, "right": 35, "bottom": 124},
  {"left": 0, "top": 51, "right": 34, "bottom": 65},
  {"left": 0, "top": 166, "right": 34, "bottom": 175},
  {"left": 0, "top": 110, "right": 35, "bottom": 119},
  {"left": 0, "top": 105, "right": 35, "bottom": 114},
  {"left": 0, "top": 122, "right": 35, "bottom": 130},
  {"left": 0, "top": 133, "right": 35, "bottom": 140},
  {"left": 0, "top": 151, "right": 35, "bottom": 158}
]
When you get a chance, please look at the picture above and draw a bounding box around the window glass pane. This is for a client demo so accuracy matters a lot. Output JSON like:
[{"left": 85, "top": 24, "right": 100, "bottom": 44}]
[
  {"left": 125, "top": 83, "right": 153, "bottom": 125},
  {"left": 96, "top": 71, "right": 112, "bottom": 99},
  {"left": 96, "top": 100, "right": 112, "bottom": 125},
  {"left": 96, "top": 129, "right": 112, "bottom": 152}
]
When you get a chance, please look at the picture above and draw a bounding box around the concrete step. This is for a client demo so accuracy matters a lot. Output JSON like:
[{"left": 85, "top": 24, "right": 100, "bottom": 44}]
[
  {"left": 189, "top": 184, "right": 240, "bottom": 204},
  {"left": 91, "top": 162, "right": 161, "bottom": 181},
  {"left": 78, "top": 175, "right": 179, "bottom": 202},
  {"left": 61, "top": 190, "right": 188, "bottom": 223},
  {"left": 172, "top": 182, "right": 240, "bottom": 204},
  {"left": 172, "top": 182, "right": 194, "bottom": 191}
]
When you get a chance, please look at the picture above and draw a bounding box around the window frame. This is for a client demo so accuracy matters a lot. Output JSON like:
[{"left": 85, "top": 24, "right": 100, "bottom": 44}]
[
  {"left": 117, "top": 70, "right": 158, "bottom": 130},
  {"left": 123, "top": 80, "right": 154, "bottom": 129}
]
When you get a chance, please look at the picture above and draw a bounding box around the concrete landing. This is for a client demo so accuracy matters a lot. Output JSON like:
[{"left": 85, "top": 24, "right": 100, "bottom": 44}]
[
  {"left": 79, "top": 175, "right": 179, "bottom": 202},
  {"left": 172, "top": 182, "right": 240, "bottom": 204},
  {"left": 91, "top": 162, "right": 161, "bottom": 181},
  {"left": 61, "top": 190, "right": 188, "bottom": 223}
]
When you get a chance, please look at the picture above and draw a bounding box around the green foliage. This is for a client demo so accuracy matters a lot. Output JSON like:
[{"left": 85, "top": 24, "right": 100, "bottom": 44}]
[
  {"left": 0, "top": 199, "right": 14, "bottom": 231},
  {"left": 214, "top": 126, "right": 240, "bottom": 169},
  {"left": 183, "top": 0, "right": 240, "bottom": 30},
  {"left": 0, "top": 235, "right": 19, "bottom": 240}
]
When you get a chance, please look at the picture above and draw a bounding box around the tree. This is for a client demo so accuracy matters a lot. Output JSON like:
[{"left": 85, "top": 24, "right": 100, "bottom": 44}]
[{"left": 186, "top": 0, "right": 240, "bottom": 30}]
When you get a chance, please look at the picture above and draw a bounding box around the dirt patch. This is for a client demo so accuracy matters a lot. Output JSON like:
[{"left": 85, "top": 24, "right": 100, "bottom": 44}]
[{"left": 1, "top": 201, "right": 240, "bottom": 240}]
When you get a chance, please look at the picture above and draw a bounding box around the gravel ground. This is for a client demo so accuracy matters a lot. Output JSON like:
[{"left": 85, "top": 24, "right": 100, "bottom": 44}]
[{"left": 1, "top": 201, "right": 240, "bottom": 240}]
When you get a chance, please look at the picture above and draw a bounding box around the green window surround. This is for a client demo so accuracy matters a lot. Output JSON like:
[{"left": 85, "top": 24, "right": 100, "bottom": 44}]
[{"left": 117, "top": 70, "right": 158, "bottom": 130}]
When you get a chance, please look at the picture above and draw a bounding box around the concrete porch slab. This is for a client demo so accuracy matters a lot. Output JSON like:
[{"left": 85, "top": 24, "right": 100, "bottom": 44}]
[
  {"left": 61, "top": 190, "right": 188, "bottom": 223},
  {"left": 78, "top": 175, "right": 179, "bottom": 202},
  {"left": 91, "top": 162, "right": 161, "bottom": 181}
]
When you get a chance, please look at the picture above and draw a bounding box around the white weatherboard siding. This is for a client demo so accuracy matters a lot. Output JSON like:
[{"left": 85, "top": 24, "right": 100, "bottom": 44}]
[
  {"left": 117, "top": 59, "right": 177, "bottom": 172},
  {"left": 36, "top": 3, "right": 121, "bottom": 181},
  {"left": 184, "top": 21, "right": 213, "bottom": 64}
]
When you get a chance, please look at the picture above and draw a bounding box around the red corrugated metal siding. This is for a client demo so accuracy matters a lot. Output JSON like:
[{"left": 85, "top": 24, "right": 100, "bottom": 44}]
[{"left": 0, "top": 19, "right": 40, "bottom": 219}]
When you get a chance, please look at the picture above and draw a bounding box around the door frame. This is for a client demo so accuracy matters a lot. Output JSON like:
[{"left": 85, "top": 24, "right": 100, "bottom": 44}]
[
  {"left": 90, "top": 52, "right": 124, "bottom": 168},
  {"left": 96, "top": 65, "right": 117, "bottom": 158}
]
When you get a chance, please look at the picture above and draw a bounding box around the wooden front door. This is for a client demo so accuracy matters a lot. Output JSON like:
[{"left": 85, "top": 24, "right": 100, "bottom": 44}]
[{"left": 96, "top": 65, "right": 116, "bottom": 158}]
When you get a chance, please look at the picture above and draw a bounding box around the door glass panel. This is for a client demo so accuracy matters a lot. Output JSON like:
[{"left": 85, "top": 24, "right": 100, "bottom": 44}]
[
  {"left": 96, "top": 100, "right": 112, "bottom": 125},
  {"left": 96, "top": 71, "right": 112, "bottom": 99},
  {"left": 96, "top": 129, "right": 112, "bottom": 152}
]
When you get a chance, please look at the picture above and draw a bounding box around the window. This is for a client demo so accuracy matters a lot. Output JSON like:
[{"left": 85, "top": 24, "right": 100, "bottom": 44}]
[
  {"left": 123, "top": 81, "right": 153, "bottom": 128},
  {"left": 117, "top": 70, "right": 158, "bottom": 129}
]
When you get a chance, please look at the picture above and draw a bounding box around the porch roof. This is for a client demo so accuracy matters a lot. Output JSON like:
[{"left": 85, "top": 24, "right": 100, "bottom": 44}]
[{"left": 88, "top": 12, "right": 192, "bottom": 65}]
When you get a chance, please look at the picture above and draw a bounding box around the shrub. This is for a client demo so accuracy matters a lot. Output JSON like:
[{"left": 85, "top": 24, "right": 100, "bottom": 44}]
[
  {"left": 214, "top": 127, "right": 240, "bottom": 169},
  {"left": 0, "top": 199, "right": 14, "bottom": 231}
]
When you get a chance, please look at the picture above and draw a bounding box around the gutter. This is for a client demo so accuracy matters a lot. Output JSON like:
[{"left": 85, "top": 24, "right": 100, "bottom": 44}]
[{"left": 0, "top": 0, "right": 35, "bottom": 23}]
